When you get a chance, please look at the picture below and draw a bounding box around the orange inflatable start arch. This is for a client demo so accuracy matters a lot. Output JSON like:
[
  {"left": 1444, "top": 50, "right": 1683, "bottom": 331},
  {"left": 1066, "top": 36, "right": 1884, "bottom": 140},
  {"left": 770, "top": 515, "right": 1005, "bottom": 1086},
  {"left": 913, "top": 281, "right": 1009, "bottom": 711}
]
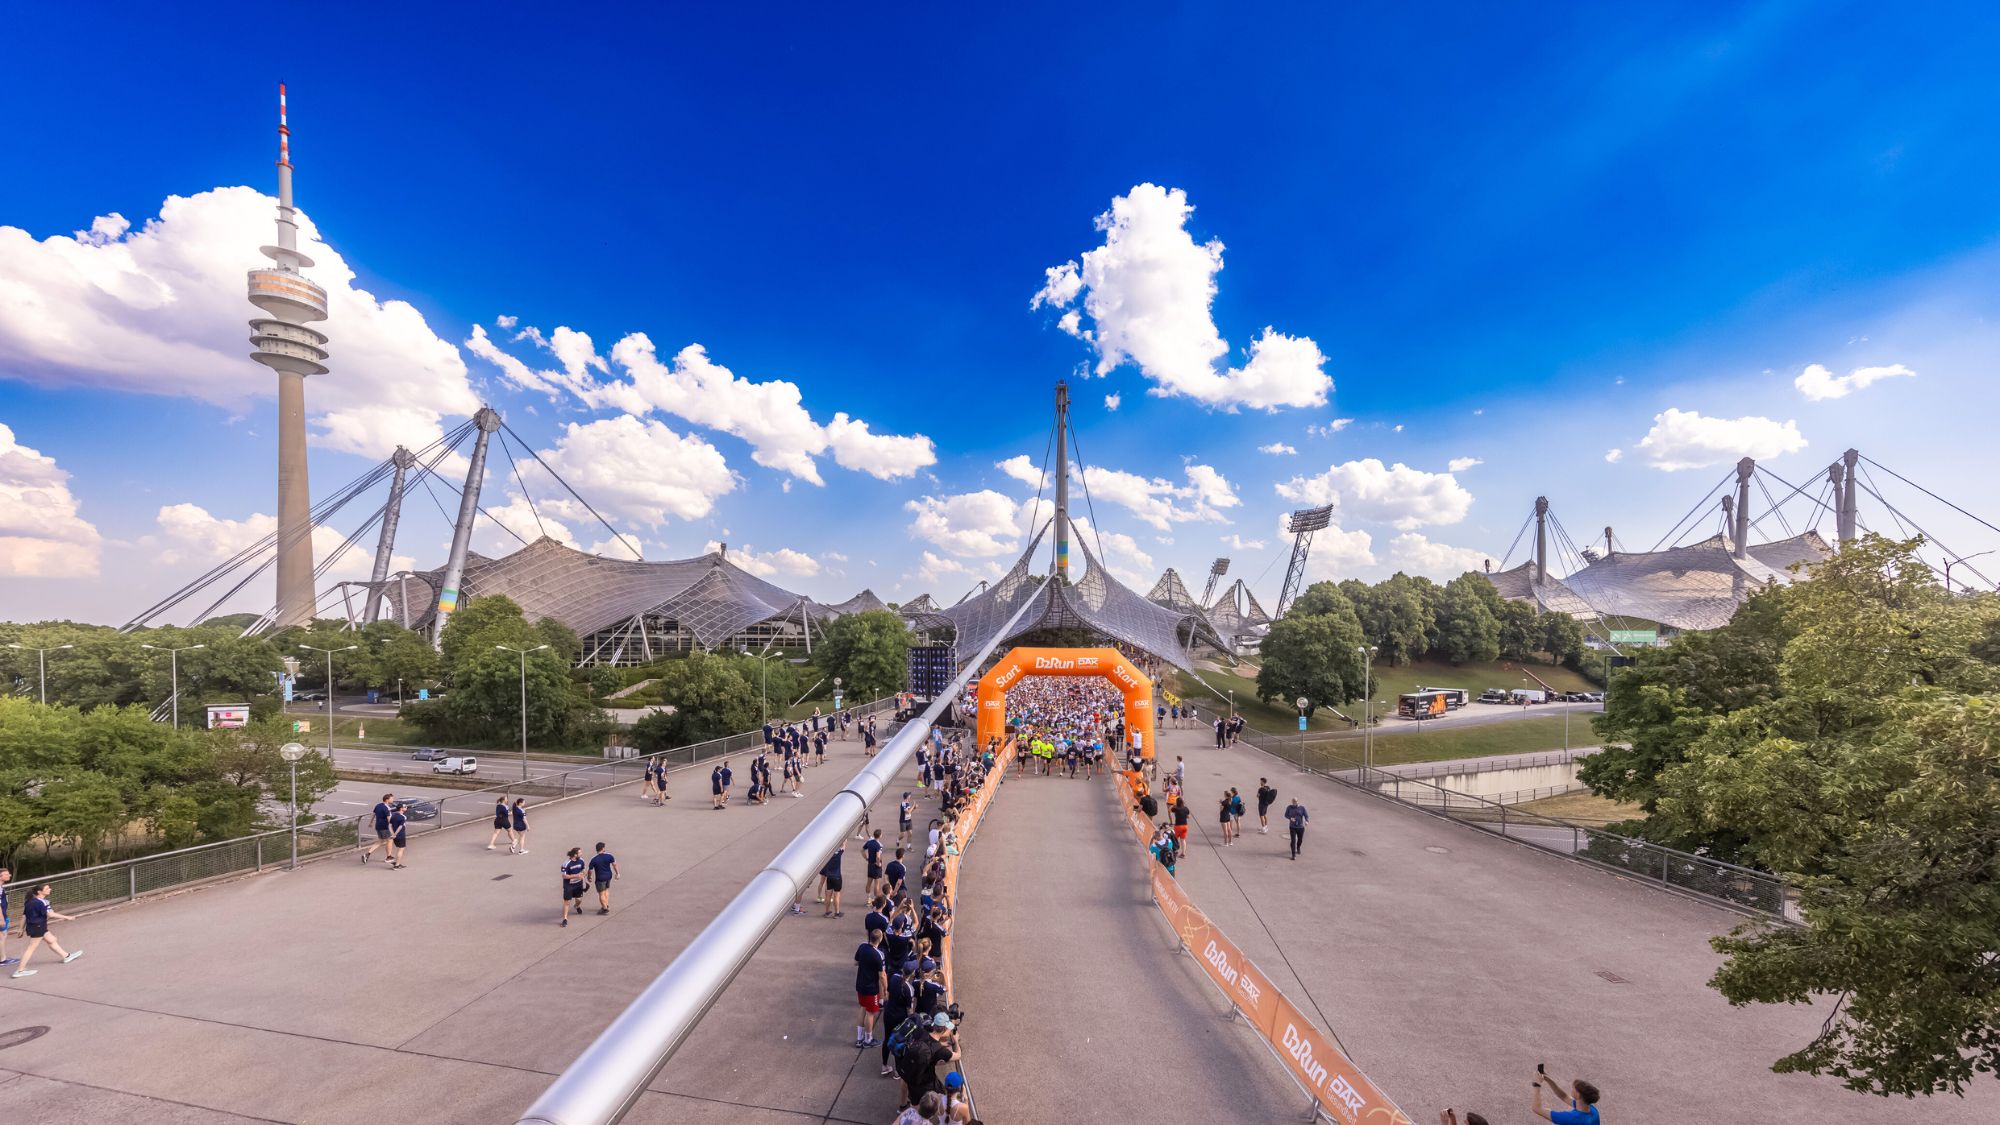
[{"left": 973, "top": 647, "right": 1157, "bottom": 760}]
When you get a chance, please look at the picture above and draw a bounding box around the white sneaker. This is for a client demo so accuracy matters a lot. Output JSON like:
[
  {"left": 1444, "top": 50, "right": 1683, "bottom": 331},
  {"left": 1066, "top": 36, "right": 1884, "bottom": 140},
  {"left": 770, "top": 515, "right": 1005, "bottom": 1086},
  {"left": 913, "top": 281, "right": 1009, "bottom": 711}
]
[
  {"left": 11, "top": 969, "right": 34, "bottom": 978},
  {"left": 62, "top": 951, "right": 82, "bottom": 964}
]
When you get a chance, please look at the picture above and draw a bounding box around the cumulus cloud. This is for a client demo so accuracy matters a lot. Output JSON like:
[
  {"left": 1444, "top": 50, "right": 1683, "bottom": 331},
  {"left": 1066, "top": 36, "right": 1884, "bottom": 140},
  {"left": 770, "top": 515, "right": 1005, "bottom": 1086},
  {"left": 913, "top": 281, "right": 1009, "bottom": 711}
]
[
  {"left": 910, "top": 550, "right": 1003, "bottom": 590},
  {"left": 1305, "top": 419, "right": 1353, "bottom": 438},
  {"left": 528, "top": 415, "right": 736, "bottom": 529},
  {"left": 0, "top": 187, "right": 479, "bottom": 459},
  {"left": 1072, "top": 515, "right": 1153, "bottom": 575},
  {"left": 1076, "top": 462, "right": 1240, "bottom": 531},
  {"left": 0, "top": 422, "right": 101, "bottom": 577},
  {"left": 1276, "top": 458, "right": 1474, "bottom": 529},
  {"left": 1605, "top": 448, "right": 1624, "bottom": 463},
  {"left": 1386, "top": 532, "right": 1490, "bottom": 580},
  {"left": 466, "top": 323, "right": 935, "bottom": 485},
  {"left": 479, "top": 495, "right": 581, "bottom": 553},
  {"left": 703, "top": 540, "right": 820, "bottom": 578},
  {"left": 905, "top": 490, "right": 1028, "bottom": 557},
  {"left": 146, "top": 502, "right": 411, "bottom": 587},
  {"left": 1447, "top": 456, "right": 1482, "bottom": 472},
  {"left": 1222, "top": 534, "right": 1267, "bottom": 550},
  {"left": 995, "top": 454, "right": 1044, "bottom": 488},
  {"left": 1275, "top": 513, "right": 1376, "bottom": 579},
  {"left": 1793, "top": 362, "right": 1915, "bottom": 401},
  {"left": 1259, "top": 442, "right": 1297, "bottom": 456},
  {"left": 1032, "top": 184, "right": 1331, "bottom": 411},
  {"left": 1633, "top": 408, "right": 1807, "bottom": 471},
  {"left": 1104, "top": 393, "right": 1121, "bottom": 412}
]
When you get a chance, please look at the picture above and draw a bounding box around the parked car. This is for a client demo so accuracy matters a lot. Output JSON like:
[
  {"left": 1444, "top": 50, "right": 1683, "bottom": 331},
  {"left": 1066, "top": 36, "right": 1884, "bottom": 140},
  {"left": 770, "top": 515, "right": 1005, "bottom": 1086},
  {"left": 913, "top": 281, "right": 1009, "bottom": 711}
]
[
  {"left": 395, "top": 797, "right": 440, "bottom": 821},
  {"left": 410, "top": 747, "right": 450, "bottom": 762},
  {"left": 433, "top": 756, "right": 478, "bottom": 775},
  {"left": 1477, "top": 689, "right": 1509, "bottom": 704},
  {"left": 1582, "top": 691, "right": 1605, "bottom": 704}
]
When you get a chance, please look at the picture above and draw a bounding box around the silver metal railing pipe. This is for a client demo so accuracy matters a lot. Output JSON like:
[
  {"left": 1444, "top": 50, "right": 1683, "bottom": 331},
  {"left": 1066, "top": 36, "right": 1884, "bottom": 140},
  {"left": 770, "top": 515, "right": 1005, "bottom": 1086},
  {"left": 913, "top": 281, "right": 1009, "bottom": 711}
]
[{"left": 516, "top": 596, "right": 1036, "bottom": 1125}]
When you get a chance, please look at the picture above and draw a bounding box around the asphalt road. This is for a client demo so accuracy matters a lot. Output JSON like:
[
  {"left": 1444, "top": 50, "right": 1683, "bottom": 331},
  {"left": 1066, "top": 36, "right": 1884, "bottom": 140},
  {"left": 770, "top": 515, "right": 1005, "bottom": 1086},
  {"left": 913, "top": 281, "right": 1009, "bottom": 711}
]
[{"left": 326, "top": 744, "right": 591, "bottom": 781}]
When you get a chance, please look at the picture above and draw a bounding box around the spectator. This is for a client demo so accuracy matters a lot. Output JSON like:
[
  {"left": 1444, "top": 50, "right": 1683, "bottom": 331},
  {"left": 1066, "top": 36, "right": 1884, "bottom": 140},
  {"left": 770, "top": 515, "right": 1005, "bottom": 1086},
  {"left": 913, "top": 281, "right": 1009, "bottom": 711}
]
[
  {"left": 1285, "top": 797, "right": 1309, "bottom": 860},
  {"left": 9, "top": 883, "right": 81, "bottom": 978},
  {"left": 1533, "top": 1072, "right": 1601, "bottom": 1124},
  {"left": 854, "top": 928, "right": 887, "bottom": 1047},
  {"left": 896, "top": 1012, "right": 960, "bottom": 1107},
  {"left": 589, "top": 842, "right": 618, "bottom": 915},
  {"left": 1256, "top": 778, "right": 1277, "bottom": 834}
]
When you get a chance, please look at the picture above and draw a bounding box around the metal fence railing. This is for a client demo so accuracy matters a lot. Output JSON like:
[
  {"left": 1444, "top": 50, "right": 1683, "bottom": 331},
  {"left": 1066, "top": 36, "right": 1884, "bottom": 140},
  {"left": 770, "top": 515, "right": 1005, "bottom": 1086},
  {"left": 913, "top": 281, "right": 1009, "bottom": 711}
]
[
  {"left": 34, "top": 697, "right": 901, "bottom": 917},
  {"left": 1346, "top": 747, "right": 1596, "bottom": 783},
  {"left": 1216, "top": 721, "right": 1795, "bottom": 922}
]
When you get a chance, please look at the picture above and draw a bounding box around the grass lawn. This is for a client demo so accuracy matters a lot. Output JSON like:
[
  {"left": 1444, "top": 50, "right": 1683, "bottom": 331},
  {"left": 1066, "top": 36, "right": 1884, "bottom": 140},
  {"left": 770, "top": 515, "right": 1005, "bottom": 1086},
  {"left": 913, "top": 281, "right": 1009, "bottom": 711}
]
[
  {"left": 282, "top": 713, "right": 424, "bottom": 746},
  {"left": 1510, "top": 789, "right": 1644, "bottom": 827},
  {"left": 1174, "top": 658, "right": 1599, "bottom": 731}
]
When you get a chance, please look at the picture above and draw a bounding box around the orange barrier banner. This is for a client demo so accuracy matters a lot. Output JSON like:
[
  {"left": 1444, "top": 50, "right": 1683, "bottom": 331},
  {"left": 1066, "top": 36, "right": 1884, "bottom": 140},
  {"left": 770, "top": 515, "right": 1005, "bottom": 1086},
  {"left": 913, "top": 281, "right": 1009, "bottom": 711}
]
[
  {"left": 936, "top": 738, "right": 1016, "bottom": 999},
  {"left": 1119, "top": 775, "right": 1411, "bottom": 1125}
]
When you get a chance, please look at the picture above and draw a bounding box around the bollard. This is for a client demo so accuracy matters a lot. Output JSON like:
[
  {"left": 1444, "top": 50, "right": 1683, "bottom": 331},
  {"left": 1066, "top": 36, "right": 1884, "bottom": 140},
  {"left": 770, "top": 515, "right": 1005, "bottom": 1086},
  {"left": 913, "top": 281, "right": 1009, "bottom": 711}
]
[{"left": 129, "top": 865, "right": 137, "bottom": 901}]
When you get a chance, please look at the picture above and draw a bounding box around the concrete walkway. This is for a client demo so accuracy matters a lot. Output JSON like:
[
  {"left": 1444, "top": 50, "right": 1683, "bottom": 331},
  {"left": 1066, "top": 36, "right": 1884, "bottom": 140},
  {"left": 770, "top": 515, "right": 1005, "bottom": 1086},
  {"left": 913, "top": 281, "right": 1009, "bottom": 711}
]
[
  {"left": 0, "top": 739, "right": 938, "bottom": 1125},
  {"left": 1154, "top": 725, "right": 2000, "bottom": 1125},
  {"left": 950, "top": 766, "right": 1310, "bottom": 1122}
]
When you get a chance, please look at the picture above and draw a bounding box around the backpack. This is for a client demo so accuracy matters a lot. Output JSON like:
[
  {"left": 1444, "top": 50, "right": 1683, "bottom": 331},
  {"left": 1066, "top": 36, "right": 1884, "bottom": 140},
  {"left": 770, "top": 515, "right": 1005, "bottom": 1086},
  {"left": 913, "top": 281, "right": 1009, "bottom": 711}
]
[
  {"left": 887, "top": 1013, "right": 927, "bottom": 1054},
  {"left": 1231, "top": 795, "right": 1245, "bottom": 816},
  {"left": 1156, "top": 840, "right": 1176, "bottom": 868}
]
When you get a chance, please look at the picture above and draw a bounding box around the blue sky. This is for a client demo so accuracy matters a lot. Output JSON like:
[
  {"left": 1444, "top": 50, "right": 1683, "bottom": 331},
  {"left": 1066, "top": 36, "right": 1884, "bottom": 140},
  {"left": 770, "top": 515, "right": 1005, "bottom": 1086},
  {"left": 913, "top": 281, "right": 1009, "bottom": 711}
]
[{"left": 4, "top": 2, "right": 2000, "bottom": 624}]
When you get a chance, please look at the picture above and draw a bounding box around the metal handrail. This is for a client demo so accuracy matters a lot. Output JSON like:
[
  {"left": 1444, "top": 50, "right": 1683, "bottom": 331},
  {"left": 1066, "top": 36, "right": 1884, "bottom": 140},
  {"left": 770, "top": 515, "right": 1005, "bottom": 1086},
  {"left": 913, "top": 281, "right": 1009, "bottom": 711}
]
[
  {"left": 1218, "top": 717, "right": 1793, "bottom": 918},
  {"left": 28, "top": 696, "right": 900, "bottom": 912},
  {"left": 514, "top": 585, "right": 1040, "bottom": 1125}
]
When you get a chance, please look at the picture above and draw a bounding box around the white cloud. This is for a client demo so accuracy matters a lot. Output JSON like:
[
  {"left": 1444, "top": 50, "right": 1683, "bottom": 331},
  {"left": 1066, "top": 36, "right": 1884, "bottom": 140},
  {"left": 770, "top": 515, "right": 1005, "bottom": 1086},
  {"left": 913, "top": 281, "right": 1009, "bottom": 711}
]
[
  {"left": 1078, "top": 462, "right": 1239, "bottom": 531},
  {"left": 1306, "top": 419, "right": 1353, "bottom": 438},
  {"left": 1633, "top": 408, "right": 1807, "bottom": 471},
  {"left": 1392, "top": 423, "right": 1405, "bottom": 433},
  {"left": 1447, "top": 456, "right": 1482, "bottom": 472},
  {"left": 0, "top": 422, "right": 101, "bottom": 577},
  {"left": 530, "top": 415, "right": 736, "bottom": 528},
  {"left": 146, "top": 502, "right": 410, "bottom": 588},
  {"left": 1033, "top": 184, "right": 1331, "bottom": 410},
  {"left": 704, "top": 541, "right": 820, "bottom": 578},
  {"left": 1793, "top": 362, "right": 1916, "bottom": 401},
  {"left": 996, "top": 454, "right": 1044, "bottom": 488},
  {"left": 466, "top": 326, "right": 936, "bottom": 486},
  {"left": 910, "top": 550, "right": 1003, "bottom": 590},
  {"left": 1259, "top": 442, "right": 1297, "bottom": 456},
  {"left": 1222, "top": 534, "right": 1267, "bottom": 550},
  {"left": 824, "top": 412, "right": 936, "bottom": 480},
  {"left": 0, "top": 187, "right": 479, "bottom": 459},
  {"left": 1104, "top": 393, "right": 1122, "bottom": 412},
  {"left": 904, "top": 490, "right": 1028, "bottom": 557},
  {"left": 1386, "top": 532, "right": 1490, "bottom": 580},
  {"left": 1071, "top": 515, "right": 1153, "bottom": 575},
  {"left": 1276, "top": 458, "right": 1474, "bottom": 529},
  {"left": 1604, "top": 448, "right": 1624, "bottom": 463},
  {"left": 1275, "top": 513, "right": 1376, "bottom": 579},
  {"left": 479, "top": 495, "right": 580, "bottom": 553}
]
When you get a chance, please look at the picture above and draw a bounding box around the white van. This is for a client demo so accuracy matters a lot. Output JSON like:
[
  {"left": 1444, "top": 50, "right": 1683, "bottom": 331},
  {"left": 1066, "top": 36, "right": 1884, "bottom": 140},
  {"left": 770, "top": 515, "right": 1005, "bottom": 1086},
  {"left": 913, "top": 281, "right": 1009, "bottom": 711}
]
[
  {"left": 1508, "top": 689, "right": 1546, "bottom": 705},
  {"left": 433, "top": 755, "right": 479, "bottom": 775}
]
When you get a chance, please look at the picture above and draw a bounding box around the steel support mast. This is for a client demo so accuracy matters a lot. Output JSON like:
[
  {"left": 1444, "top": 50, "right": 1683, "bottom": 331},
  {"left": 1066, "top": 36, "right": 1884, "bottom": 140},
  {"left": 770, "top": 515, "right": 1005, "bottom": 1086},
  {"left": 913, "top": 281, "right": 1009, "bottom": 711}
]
[{"left": 431, "top": 407, "right": 503, "bottom": 646}]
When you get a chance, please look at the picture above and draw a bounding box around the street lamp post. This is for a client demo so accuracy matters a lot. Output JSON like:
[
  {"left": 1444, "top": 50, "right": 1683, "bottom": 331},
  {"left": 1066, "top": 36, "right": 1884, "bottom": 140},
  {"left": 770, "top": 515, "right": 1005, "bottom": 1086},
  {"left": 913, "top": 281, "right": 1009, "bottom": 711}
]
[
  {"left": 832, "top": 676, "right": 843, "bottom": 712},
  {"left": 279, "top": 741, "right": 308, "bottom": 869},
  {"left": 140, "top": 642, "right": 206, "bottom": 729},
  {"left": 1944, "top": 549, "right": 1996, "bottom": 591},
  {"left": 497, "top": 644, "right": 550, "bottom": 781},
  {"left": 1355, "top": 645, "right": 1377, "bottom": 771},
  {"left": 1295, "top": 695, "right": 1309, "bottom": 774},
  {"left": 299, "top": 644, "right": 357, "bottom": 758},
  {"left": 1228, "top": 688, "right": 1235, "bottom": 722},
  {"left": 8, "top": 642, "right": 73, "bottom": 705},
  {"left": 740, "top": 647, "right": 774, "bottom": 724}
]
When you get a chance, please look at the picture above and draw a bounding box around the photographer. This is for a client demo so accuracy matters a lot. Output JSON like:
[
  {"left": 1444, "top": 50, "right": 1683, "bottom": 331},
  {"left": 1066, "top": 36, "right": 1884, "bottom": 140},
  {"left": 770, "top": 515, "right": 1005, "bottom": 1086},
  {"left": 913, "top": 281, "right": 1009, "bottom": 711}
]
[
  {"left": 896, "top": 1011, "right": 961, "bottom": 1109},
  {"left": 1532, "top": 1069, "right": 1602, "bottom": 1124}
]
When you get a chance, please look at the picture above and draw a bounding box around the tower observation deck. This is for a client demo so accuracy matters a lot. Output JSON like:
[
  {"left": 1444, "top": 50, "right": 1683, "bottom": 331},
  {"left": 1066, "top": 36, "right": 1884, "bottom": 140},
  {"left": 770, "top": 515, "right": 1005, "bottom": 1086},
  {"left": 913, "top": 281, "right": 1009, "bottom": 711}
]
[{"left": 247, "top": 83, "right": 329, "bottom": 629}]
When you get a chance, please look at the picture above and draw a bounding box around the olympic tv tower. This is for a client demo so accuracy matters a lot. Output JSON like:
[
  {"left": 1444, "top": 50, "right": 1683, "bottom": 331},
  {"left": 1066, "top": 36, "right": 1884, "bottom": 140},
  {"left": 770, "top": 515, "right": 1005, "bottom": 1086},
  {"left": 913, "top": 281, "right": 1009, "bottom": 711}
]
[{"left": 246, "top": 84, "right": 328, "bottom": 629}]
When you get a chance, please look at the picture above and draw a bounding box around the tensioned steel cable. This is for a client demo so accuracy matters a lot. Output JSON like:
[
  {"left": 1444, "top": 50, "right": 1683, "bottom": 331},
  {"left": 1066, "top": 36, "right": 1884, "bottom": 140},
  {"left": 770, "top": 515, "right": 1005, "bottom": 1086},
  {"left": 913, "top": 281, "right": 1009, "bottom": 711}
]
[
  {"left": 1067, "top": 423, "right": 1110, "bottom": 566},
  {"left": 1856, "top": 466, "right": 1998, "bottom": 590},
  {"left": 500, "top": 420, "right": 644, "bottom": 561},
  {"left": 1018, "top": 422, "right": 1057, "bottom": 545},
  {"left": 1650, "top": 470, "right": 1733, "bottom": 552},
  {"left": 1748, "top": 464, "right": 1838, "bottom": 535},
  {"left": 1863, "top": 455, "right": 2000, "bottom": 540},
  {"left": 1497, "top": 510, "right": 1534, "bottom": 571},
  {"left": 1753, "top": 475, "right": 1795, "bottom": 540},
  {"left": 497, "top": 428, "right": 550, "bottom": 541}
]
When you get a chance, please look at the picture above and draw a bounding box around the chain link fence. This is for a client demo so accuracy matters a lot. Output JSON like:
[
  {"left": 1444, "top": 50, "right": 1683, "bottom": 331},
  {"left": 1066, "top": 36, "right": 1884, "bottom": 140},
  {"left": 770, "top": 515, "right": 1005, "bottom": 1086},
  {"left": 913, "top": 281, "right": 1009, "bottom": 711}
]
[
  {"left": 33, "top": 697, "right": 901, "bottom": 917},
  {"left": 1222, "top": 722, "right": 1796, "bottom": 921}
]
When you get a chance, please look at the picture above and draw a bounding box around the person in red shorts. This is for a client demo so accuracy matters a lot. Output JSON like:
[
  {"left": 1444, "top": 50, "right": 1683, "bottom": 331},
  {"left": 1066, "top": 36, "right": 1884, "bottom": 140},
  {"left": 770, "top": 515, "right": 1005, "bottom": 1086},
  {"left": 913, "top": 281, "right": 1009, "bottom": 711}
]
[{"left": 854, "top": 927, "right": 887, "bottom": 1048}]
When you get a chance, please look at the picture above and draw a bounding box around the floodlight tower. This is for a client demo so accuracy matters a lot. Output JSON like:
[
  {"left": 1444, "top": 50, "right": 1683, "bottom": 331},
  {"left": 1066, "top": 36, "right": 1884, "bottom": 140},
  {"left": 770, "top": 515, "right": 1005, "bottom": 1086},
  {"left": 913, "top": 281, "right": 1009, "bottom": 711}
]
[
  {"left": 1200, "top": 557, "right": 1231, "bottom": 607},
  {"left": 1275, "top": 504, "right": 1334, "bottom": 616},
  {"left": 246, "top": 84, "right": 329, "bottom": 629}
]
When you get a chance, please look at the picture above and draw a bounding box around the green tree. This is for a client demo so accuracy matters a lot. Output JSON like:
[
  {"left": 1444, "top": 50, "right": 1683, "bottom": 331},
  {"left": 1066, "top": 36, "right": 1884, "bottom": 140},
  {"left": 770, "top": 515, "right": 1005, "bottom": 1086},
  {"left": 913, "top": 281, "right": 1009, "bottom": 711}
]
[
  {"left": 40, "top": 771, "right": 128, "bottom": 868},
  {"left": 814, "top": 610, "right": 913, "bottom": 702},
  {"left": 1345, "top": 574, "right": 1432, "bottom": 665},
  {"left": 1614, "top": 536, "right": 2000, "bottom": 1095},
  {"left": 1432, "top": 574, "right": 1501, "bottom": 664},
  {"left": 1496, "top": 598, "right": 1543, "bottom": 661},
  {"left": 1255, "top": 586, "right": 1367, "bottom": 715},
  {"left": 632, "top": 655, "right": 761, "bottom": 749}
]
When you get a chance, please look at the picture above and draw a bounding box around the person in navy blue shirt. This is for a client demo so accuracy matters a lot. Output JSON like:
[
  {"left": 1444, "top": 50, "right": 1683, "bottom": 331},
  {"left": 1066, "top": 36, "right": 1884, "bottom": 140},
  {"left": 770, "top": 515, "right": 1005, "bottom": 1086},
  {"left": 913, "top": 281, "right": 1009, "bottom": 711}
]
[
  {"left": 1533, "top": 1073, "right": 1602, "bottom": 1124},
  {"left": 387, "top": 804, "right": 410, "bottom": 869},
  {"left": 1284, "top": 798, "right": 1309, "bottom": 860},
  {"left": 821, "top": 845, "right": 845, "bottom": 918},
  {"left": 10, "top": 883, "right": 81, "bottom": 978},
  {"left": 361, "top": 792, "right": 396, "bottom": 863},
  {"left": 488, "top": 798, "right": 513, "bottom": 850},
  {"left": 588, "top": 842, "right": 619, "bottom": 915},
  {"left": 862, "top": 830, "right": 885, "bottom": 899},
  {"left": 510, "top": 798, "right": 530, "bottom": 853},
  {"left": 718, "top": 761, "right": 734, "bottom": 807},
  {"left": 883, "top": 847, "right": 907, "bottom": 899},
  {"left": 559, "top": 847, "right": 589, "bottom": 927},
  {"left": 853, "top": 928, "right": 886, "bottom": 1047}
]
